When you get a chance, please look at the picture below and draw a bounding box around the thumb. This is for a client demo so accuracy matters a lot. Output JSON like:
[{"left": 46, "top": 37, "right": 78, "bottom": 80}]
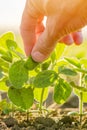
[{"left": 31, "top": 29, "right": 57, "bottom": 62}]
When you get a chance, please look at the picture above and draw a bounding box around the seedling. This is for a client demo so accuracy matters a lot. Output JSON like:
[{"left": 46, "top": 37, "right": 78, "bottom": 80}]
[
  {"left": 0, "top": 32, "right": 69, "bottom": 117},
  {"left": 1, "top": 32, "right": 86, "bottom": 124},
  {"left": 61, "top": 57, "right": 87, "bottom": 124}
]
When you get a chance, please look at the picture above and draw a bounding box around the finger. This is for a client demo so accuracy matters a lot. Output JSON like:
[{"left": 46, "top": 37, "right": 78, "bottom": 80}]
[
  {"left": 20, "top": 1, "right": 37, "bottom": 56},
  {"left": 31, "top": 21, "right": 57, "bottom": 62},
  {"left": 35, "top": 19, "right": 45, "bottom": 40},
  {"left": 72, "top": 31, "right": 83, "bottom": 45},
  {"left": 59, "top": 34, "right": 74, "bottom": 45}
]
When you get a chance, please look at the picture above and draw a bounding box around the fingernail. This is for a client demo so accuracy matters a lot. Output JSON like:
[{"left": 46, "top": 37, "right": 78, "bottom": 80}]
[{"left": 32, "top": 51, "right": 46, "bottom": 62}]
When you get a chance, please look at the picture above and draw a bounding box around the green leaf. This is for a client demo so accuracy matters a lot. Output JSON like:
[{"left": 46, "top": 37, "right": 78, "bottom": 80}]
[
  {"left": 80, "top": 58, "right": 87, "bottom": 68},
  {"left": 51, "top": 50, "right": 56, "bottom": 63},
  {"left": 54, "top": 79, "right": 72, "bottom": 104},
  {"left": 0, "top": 58, "right": 9, "bottom": 68},
  {"left": 6, "top": 40, "right": 17, "bottom": 50},
  {"left": 70, "top": 81, "right": 87, "bottom": 92},
  {"left": 58, "top": 66, "right": 77, "bottom": 76},
  {"left": 75, "top": 68, "right": 87, "bottom": 73},
  {"left": 0, "top": 69, "right": 4, "bottom": 79},
  {"left": 56, "top": 44, "right": 66, "bottom": 60},
  {"left": 33, "top": 70, "right": 58, "bottom": 88},
  {"left": 56, "top": 59, "right": 68, "bottom": 67},
  {"left": 65, "top": 57, "right": 81, "bottom": 68},
  {"left": 34, "top": 87, "right": 48, "bottom": 102},
  {"left": 0, "top": 81, "right": 8, "bottom": 92},
  {"left": 8, "top": 87, "right": 34, "bottom": 110},
  {"left": 0, "top": 32, "right": 14, "bottom": 49},
  {"left": 41, "top": 60, "right": 51, "bottom": 70},
  {"left": 9, "top": 60, "right": 28, "bottom": 89},
  {"left": 0, "top": 48, "right": 12, "bottom": 62},
  {"left": 24, "top": 56, "right": 39, "bottom": 70},
  {"left": 74, "top": 89, "right": 87, "bottom": 103},
  {"left": 85, "top": 75, "right": 87, "bottom": 84}
]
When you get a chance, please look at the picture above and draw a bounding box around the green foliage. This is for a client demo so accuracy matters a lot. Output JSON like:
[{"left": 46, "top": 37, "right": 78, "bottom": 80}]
[
  {"left": 8, "top": 87, "right": 34, "bottom": 110},
  {"left": 6, "top": 39, "right": 17, "bottom": 50},
  {"left": 0, "top": 81, "right": 8, "bottom": 92},
  {"left": 85, "top": 75, "right": 87, "bottom": 84},
  {"left": 24, "top": 56, "right": 39, "bottom": 70},
  {"left": 0, "top": 99, "right": 12, "bottom": 114},
  {"left": 65, "top": 57, "right": 81, "bottom": 68},
  {"left": 2, "top": 31, "right": 87, "bottom": 116},
  {"left": 0, "top": 68, "right": 4, "bottom": 79},
  {"left": 58, "top": 66, "right": 77, "bottom": 76},
  {"left": 54, "top": 79, "right": 72, "bottom": 104},
  {"left": 0, "top": 32, "right": 14, "bottom": 49},
  {"left": 9, "top": 60, "right": 28, "bottom": 89},
  {"left": 34, "top": 87, "right": 48, "bottom": 102},
  {"left": 74, "top": 89, "right": 87, "bottom": 103},
  {"left": 33, "top": 70, "right": 58, "bottom": 88},
  {"left": 0, "top": 48, "right": 12, "bottom": 62},
  {"left": 41, "top": 60, "right": 51, "bottom": 70}
]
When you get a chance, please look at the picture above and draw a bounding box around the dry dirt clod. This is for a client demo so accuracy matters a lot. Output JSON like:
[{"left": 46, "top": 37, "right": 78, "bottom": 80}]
[{"left": 3, "top": 117, "right": 18, "bottom": 127}]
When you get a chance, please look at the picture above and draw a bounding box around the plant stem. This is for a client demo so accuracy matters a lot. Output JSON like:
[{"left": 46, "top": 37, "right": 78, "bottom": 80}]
[
  {"left": 39, "top": 88, "right": 45, "bottom": 112},
  {"left": 79, "top": 91, "right": 83, "bottom": 123},
  {"left": 11, "top": 103, "right": 14, "bottom": 117},
  {"left": 26, "top": 110, "right": 29, "bottom": 122},
  {"left": 79, "top": 73, "right": 83, "bottom": 124}
]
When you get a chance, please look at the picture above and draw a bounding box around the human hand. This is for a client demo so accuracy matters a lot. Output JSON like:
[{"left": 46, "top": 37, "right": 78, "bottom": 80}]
[{"left": 20, "top": 0, "right": 87, "bottom": 62}]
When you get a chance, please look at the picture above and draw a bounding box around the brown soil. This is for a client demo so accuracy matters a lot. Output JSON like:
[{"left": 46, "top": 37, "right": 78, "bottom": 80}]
[{"left": 0, "top": 108, "right": 87, "bottom": 130}]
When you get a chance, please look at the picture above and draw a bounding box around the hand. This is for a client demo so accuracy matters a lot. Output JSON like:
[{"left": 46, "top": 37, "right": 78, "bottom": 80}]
[{"left": 20, "top": 0, "right": 87, "bottom": 62}]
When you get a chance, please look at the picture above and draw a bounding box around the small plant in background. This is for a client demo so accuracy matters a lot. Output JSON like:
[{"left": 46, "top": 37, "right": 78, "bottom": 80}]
[{"left": 57, "top": 57, "right": 87, "bottom": 124}]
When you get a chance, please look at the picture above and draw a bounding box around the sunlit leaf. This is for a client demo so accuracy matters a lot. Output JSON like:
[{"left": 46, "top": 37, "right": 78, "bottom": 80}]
[
  {"left": 0, "top": 32, "right": 14, "bottom": 49},
  {"left": 24, "top": 56, "right": 39, "bottom": 71},
  {"left": 33, "top": 70, "right": 58, "bottom": 88},
  {"left": 41, "top": 60, "right": 51, "bottom": 70},
  {"left": 0, "top": 48, "right": 12, "bottom": 62},
  {"left": 6, "top": 40, "right": 17, "bottom": 50},
  {"left": 54, "top": 79, "right": 72, "bottom": 104},
  {"left": 80, "top": 58, "right": 87, "bottom": 68},
  {"left": 85, "top": 75, "right": 87, "bottom": 84},
  {"left": 58, "top": 66, "right": 77, "bottom": 76},
  {"left": 74, "top": 89, "right": 87, "bottom": 103},
  {"left": 56, "top": 44, "right": 66, "bottom": 60},
  {"left": 34, "top": 87, "right": 48, "bottom": 102},
  {"left": 9, "top": 60, "right": 28, "bottom": 89},
  {"left": 8, "top": 87, "right": 34, "bottom": 110},
  {"left": 65, "top": 57, "right": 81, "bottom": 68},
  {"left": 0, "top": 81, "right": 8, "bottom": 92},
  {"left": 0, "top": 68, "right": 4, "bottom": 79},
  {"left": 0, "top": 58, "right": 9, "bottom": 68},
  {"left": 51, "top": 50, "right": 56, "bottom": 63},
  {"left": 70, "top": 81, "right": 87, "bottom": 92}
]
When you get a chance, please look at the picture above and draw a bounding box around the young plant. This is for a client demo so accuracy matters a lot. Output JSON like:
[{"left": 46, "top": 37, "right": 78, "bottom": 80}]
[
  {"left": 0, "top": 32, "right": 74, "bottom": 119},
  {"left": 0, "top": 33, "right": 64, "bottom": 110},
  {"left": 58, "top": 57, "right": 87, "bottom": 123}
]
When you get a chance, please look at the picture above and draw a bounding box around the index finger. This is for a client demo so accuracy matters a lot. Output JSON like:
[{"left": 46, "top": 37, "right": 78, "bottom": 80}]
[{"left": 20, "top": 1, "right": 37, "bottom": 56}]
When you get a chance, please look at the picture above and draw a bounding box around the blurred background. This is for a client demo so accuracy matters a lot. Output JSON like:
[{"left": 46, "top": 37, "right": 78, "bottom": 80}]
[
  {"left": 0, "top": 0, "right": 26, "bottom": 33},
  {"left": 1, "top": 0, "right": 87, "bottom": 58}
]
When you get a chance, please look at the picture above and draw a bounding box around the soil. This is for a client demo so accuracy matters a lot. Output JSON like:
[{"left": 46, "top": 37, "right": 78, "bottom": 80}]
[{"left": 0, "top": 108, "right": 87, "bottom": 130}]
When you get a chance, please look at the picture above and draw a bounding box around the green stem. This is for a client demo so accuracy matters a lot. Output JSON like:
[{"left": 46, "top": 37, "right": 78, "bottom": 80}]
[
  {"left": 79, "top": 73, "right": 83, "bottom": 124},
  {"left": 11, "top": 103, "right": 14, "bottom": 117},
  {"left": 79, "top": 91, "right": 83, "bottom": 124},
  {"left": 79, "top": 92, "right": 83, "bottom": 115},
  {"left": 39, "top": 88, "right": 45, "bottom": 112},
  {"left": 26, "top": 110, "right": 29, "bottom": 122}
]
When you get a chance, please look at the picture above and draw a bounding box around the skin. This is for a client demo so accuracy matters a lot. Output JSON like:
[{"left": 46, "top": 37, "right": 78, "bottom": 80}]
[{"left": 20, "top": 0, "right": 87, "bottom": 62}]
